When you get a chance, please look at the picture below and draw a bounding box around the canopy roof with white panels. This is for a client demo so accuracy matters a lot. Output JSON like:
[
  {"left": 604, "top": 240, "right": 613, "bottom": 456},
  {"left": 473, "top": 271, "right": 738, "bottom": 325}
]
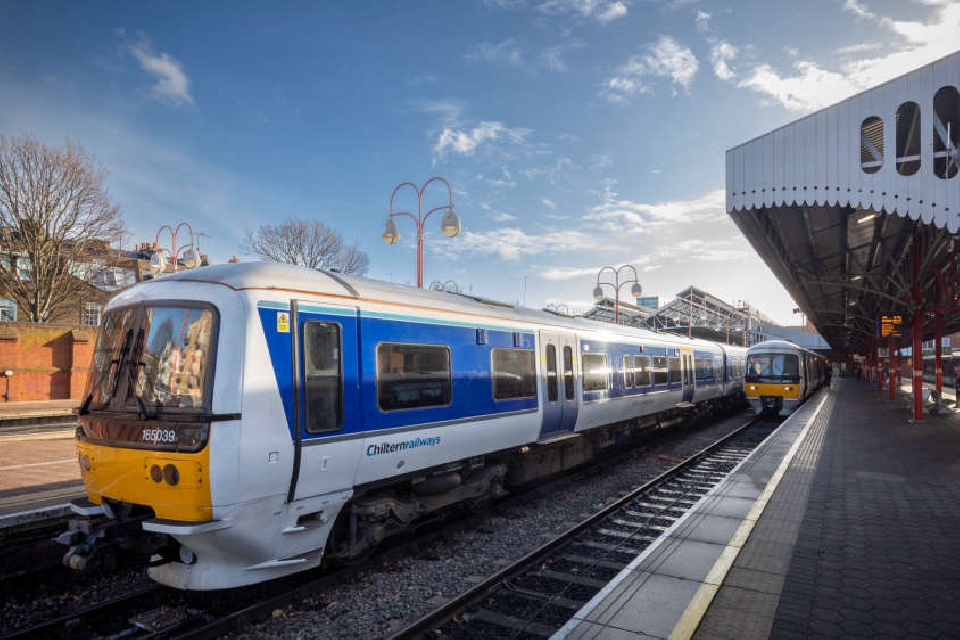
[{"left": 727, "top": 51, "right": 960, "bottom": 354}]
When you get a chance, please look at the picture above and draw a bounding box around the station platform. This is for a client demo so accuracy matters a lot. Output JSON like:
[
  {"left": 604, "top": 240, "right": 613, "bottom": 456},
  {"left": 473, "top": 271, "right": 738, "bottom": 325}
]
[
  {"left": 0, "top": 422, "right": 82, "bottom": 522},
  {"left": 557, "top": 378, "right": 960, "bottom": 639}
]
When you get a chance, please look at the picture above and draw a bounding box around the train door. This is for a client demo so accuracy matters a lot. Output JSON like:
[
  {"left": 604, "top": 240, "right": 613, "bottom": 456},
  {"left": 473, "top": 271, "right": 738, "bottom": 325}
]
[
  {"left": 681, "top": 347, "right": 695, "bottom": 403},
  {"left": 287, "top": 300, "right": 361, "bottom": 502},
  {"left": 538, "top": 331, "right": 578, "bottom": 437}
]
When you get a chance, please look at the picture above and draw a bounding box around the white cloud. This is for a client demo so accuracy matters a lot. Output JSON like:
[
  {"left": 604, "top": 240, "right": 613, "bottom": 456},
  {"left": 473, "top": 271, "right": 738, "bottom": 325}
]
[
  {"left": 433, "top": 121, "right": 532, "bottom": 158},
  {"left": 465, "top": 39, "right": 524, "bottom": 67},
  {"left": 542, "top": 198, "right": 557, "bottom": 209},
  {"left": 590, "top": 153, "right": 612, "bottom": 169},
  {"left": 585, "top": 188, "right": 726, "bottom": 230},
  {"left": 409, "top": 99, "right": 463, "bottom": 121},
  {"left": 597, "top": 2, "right": 628, "bottom": 23},
  {"left": 601, "top": 36, "right": 698, "bottom": 102},
  {"left": 130, "top": 40, "right": 193, "bottom": 105},
  {"left": 491, "top": 212, "right": 517, "bottom": 221},
  {"left": 710, "top": 41, "right": 738, "bottom": 81},
  {"left": 540, "top": 46, "right": 567, "bottom": 71},
  {"left": 695, "top": 10, "right": 710, "bottom": 32},
  {"left": 537, "top": 0, "right": 628, "bottom": 23},
  {"left": 739, "top": 1, "right": 960, "bottom": 113},
  {"left": 450, "top": 227, "right": 607, "bottom": 260}
]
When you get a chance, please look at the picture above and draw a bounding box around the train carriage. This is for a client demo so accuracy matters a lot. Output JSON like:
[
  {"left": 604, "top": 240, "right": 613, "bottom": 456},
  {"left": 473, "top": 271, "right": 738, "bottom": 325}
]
[
  {"left": 63, "top": 263, "right": 747, "bottom": 590},
  {"left": 745, "top": 339, "right": 824, "bottom": 416}
]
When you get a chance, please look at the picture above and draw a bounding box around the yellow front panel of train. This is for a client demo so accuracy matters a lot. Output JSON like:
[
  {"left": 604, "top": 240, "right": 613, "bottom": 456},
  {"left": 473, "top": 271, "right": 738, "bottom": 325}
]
[
  {"left": 745, "top": 382, "right": 801, "bottom": 399},
  {"left": 76, "top": 440, "right": 212, "bottom": 522}
]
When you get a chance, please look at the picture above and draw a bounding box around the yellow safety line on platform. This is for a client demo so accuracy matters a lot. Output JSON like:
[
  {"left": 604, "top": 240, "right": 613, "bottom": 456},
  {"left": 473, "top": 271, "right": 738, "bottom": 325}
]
[
  {"left": 667, "top": 391, "right": 831, "bottom": 640},
  {"left": 0, "top": 484, "right": 84, "bottom": 508},
  {"left": 0, "top": 458, "right": 76, "bottom": 471},
  {"left": 0, "top": 430, "right": 77, "bottom": 442}
]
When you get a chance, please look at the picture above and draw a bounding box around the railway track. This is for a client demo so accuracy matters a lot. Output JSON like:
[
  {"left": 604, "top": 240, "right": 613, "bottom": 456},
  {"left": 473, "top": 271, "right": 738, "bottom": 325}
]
[
  {"left": 390, "top": 417, "right": 780, "bottom": 639},
  {"left": 1, "top": 409, "right": 754, "bottom": 639}
]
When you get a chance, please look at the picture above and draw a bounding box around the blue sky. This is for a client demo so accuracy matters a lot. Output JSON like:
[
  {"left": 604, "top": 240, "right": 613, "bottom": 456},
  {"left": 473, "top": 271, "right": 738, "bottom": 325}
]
[{"left": 1, "top": 0, "right": 957, "bottom": 323}]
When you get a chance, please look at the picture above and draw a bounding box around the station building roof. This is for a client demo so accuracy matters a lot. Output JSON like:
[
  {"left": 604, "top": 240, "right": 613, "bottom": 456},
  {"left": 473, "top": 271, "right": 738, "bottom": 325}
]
[{"left": 726, "top": 51, "right": 960, "bottom": 355}]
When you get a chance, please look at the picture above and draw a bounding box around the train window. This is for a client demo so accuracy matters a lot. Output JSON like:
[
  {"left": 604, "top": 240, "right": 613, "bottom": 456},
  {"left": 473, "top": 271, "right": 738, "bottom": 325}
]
[
  {"left": 129, "top": 306, "right": 216, "bottom": 410},
  {"left": 582, "top": 354, "right": 609, "bottom": 392},
  {"left": 623, "top": 355, "right": 633, "bottom": 388},
  {"left": 860, "top": 116, "right": 883, "bottom": 174},
  {"left": 377, "top": 343, "right": 452, "bottom": 411},
  {"left": 634, "top": 355, "right": 651, "bottom": 387},
  {"left": 563, "top": 346, "right": 575, "bottom": 400},
  {"left": 303, "top": 322, "right": 342, "bottom": 433},
  {"left": 492, "top": 348, "right": 537, "bottom": 400},
  {"left": 668, "top": 357, "right": 682, "bottom": 383},
  {"left": 896, "top": 101, "right": 921, "bottom": 176},
  {"left": 652, "top": 356, "right": 668, "bottom": 385},
  {"left": 546, "top": 344, "right": 558, "bottom": 402},
  {"left": 933, "top": 86, "right": 959, "bottom": 179}
]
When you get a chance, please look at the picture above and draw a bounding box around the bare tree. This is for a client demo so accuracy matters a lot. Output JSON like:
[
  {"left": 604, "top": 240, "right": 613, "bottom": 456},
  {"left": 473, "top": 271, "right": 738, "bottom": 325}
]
[
  {"left": 0, "top": 136, "right": 124, "bottom": 322},
  {"left": 244, "top": 218, "right": 369, "bottom": 275}
]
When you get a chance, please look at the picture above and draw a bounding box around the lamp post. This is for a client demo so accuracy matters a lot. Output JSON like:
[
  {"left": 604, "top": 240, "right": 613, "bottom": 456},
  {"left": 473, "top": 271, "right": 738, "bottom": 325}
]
[
  {"left": 381, "top": 177, "right": 461, "bottom": 288},
  {"left": 592, "top": 265, "right": 642, "bottom": 325},
  {"left": 148, "top": 222, "right": 201, "bottom": 275}
]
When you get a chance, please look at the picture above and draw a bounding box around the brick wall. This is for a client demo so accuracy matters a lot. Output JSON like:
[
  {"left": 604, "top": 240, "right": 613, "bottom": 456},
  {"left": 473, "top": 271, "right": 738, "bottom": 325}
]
[{"left": 0, "top": 323, "right": 95, "bottom": 401}]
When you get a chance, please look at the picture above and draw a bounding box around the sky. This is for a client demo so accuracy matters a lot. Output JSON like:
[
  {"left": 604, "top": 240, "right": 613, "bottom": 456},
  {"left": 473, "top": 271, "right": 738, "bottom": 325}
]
[{"left": 1, "top": 0, "right": 958, "bottom": 324}]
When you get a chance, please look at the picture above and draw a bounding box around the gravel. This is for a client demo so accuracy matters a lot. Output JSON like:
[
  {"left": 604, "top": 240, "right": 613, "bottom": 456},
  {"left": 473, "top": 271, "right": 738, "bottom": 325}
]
[
  {"left": 0, "top": 410, "right": 751, "bottom": 638},
  {"left": 236, "top": 411, "right": 752, "bottom": 639}
]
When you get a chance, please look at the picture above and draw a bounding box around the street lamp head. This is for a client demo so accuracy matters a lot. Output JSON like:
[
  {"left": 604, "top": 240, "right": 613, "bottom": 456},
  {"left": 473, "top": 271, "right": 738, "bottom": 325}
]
[
  {"left": 592, "top": 285, "right": 604, "bottom": 301},
  {"left": 147, "top": 252, "right": 167, "bottom": 274},
  {"left": 382, "top": 218, "right": 400, "bottom": 245},
  {"left": 441, "top": 210, "right": 461, "bottom": 238},
  {"left": 181, "top": 247, "right": 201, "bottom": 269},
  {"left": 630, "top": 282, "right": 642, "bottom": 298}
]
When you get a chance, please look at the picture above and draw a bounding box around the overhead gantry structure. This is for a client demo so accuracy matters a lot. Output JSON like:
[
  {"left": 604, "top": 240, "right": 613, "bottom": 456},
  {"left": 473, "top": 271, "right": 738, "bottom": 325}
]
[{"left": 726, "top": 51, "right": 960, "bottom": 421}]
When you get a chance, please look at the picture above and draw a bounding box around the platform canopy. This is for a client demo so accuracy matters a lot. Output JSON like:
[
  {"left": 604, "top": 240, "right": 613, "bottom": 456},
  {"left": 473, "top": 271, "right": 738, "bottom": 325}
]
[{"left": 727, "top": 52, "right": 960, "bottom": 354}]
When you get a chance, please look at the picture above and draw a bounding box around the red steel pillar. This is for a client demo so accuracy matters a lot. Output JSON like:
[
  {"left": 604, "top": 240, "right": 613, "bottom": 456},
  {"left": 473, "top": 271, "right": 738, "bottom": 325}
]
[
  {"left": 888, "top": 337, "right": 896, "bottom": 402},
  {"left": 935, "top": 322, "right": 943, "bottom": 396},
  {"left": 912, "top": 231, "right": 924, "bottom": 422},
  {"left": 913, "top": 308, "right": 924, "bottom": 421}
]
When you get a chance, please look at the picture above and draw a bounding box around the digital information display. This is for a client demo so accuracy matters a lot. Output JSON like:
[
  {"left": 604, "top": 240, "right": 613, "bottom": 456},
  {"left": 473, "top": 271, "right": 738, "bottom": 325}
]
[{"left": 877, "top": 313, "right": 904, "bottom": 339}]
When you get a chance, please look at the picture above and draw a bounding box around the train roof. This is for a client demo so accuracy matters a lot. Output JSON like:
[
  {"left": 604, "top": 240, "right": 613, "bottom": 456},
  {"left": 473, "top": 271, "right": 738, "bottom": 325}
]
[
  {"left": 144, "top": 262, "right": 744, "bottom": 352},
  {"left": 748, "top": 339, "right": 822, "bottom": 356}
]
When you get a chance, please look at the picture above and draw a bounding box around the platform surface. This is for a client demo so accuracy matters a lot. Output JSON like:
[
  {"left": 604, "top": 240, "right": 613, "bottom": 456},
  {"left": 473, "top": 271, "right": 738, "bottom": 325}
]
[{"left": 558, "top": 378, "right": 960, "bottom": 639}]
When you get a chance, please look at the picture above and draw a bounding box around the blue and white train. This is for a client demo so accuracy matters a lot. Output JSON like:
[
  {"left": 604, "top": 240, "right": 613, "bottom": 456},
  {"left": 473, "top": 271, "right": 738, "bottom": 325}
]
[{"left": 64, "top": 263, "right": 747, "bottom": 590}]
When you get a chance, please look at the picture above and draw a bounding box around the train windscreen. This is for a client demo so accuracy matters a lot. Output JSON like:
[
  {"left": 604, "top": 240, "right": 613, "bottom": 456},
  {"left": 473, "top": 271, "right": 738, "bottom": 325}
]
[
  {"left": 85, "top": 304, "right": 217, "bottom": 412},
  {"left": 745, "top": 353, "right": 800, "bottom": 383}
]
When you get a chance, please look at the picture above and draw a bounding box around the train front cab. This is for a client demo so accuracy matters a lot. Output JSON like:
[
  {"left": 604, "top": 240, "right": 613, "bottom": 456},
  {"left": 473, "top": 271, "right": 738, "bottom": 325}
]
[{"left": 745, "top": 347, "right": 803, "bottom": 416}]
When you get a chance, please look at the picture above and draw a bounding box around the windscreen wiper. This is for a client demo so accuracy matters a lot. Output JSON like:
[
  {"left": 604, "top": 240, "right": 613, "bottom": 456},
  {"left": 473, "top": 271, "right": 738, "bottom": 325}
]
[{"left": 97, "top": 328, "right": 134, "bottom": 410}]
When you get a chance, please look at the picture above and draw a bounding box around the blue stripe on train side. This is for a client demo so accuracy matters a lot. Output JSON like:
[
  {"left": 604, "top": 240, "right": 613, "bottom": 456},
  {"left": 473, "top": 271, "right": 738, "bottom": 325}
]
[{"left": 257, "top": 303, "right": 537, "bottom": 440}]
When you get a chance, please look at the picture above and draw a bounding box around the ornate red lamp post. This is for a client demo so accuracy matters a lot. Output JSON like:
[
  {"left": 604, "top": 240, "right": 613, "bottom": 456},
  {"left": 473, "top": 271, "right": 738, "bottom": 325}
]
[{"left": 592, "top": 265, "right": 642, "bottom": 324}]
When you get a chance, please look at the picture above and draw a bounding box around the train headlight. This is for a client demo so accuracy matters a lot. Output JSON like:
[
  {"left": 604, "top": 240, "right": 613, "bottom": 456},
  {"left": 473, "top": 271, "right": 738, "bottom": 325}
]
[
  {"left": 79, "top": 454, "right": 91, "bottom": 472},
  {"left": 163, "top": 464, "right": 180, "bottom": 487},
  {"left": 748, "top": 385, "right": 758, "bottom": 391},
  {"left": 784, "top": 386, "right": 793, "bottom": 392},
  {"left": 149, "top": 464, "right": 163, "bottom": 483}
]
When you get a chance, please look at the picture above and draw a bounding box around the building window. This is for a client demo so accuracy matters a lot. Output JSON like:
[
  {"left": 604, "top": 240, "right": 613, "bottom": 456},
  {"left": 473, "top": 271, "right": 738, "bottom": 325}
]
[
  {"left": 0, "top": 297, "right": 15, "bottom": 322},
  {"left": 860, "top": 116, "right": 883, "bottom": 174},
  {"left": 933, "top": 86, "right": 958, "bottom": 179},
  {"left": 377, "top": 343, "right": 451, "bottom": 411},
  {"left": 491, "top": 348, "right": 536, "bottom": 400},
  {"left": 82, "top": 302, "right": 102, "bottom": 326},
  {"left": 581, "top": 354, "right": 609, "bottom": 392},
  {"left": 896, "top": 101, "right": 921, "bottom": 176}
]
